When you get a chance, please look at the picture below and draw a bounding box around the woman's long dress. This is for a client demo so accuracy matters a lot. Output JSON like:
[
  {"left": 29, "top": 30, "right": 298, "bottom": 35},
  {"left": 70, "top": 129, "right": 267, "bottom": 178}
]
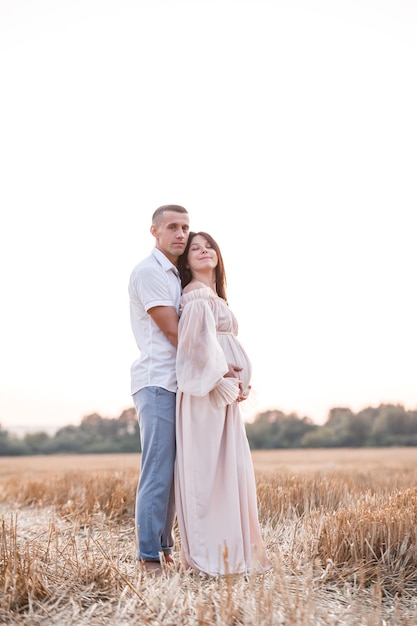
[{"left": 175, "top": 287, "right": 270, "bottom": 576}]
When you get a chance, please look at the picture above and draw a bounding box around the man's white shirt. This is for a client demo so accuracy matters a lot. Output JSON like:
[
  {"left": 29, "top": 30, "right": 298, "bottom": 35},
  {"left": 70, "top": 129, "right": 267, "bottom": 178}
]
[{"left": 129, "top": 248, "right": 181, "bottom": 394}]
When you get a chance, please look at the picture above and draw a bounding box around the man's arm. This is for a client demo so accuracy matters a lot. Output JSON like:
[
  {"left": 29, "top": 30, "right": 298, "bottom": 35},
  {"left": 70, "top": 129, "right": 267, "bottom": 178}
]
[{"left": 148, "top": 306, "right": 179, "bottom": 347}]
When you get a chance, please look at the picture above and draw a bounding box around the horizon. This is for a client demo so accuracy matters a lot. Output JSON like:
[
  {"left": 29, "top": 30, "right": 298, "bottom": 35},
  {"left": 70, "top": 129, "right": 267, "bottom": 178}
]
[{"left": 5, "top": 398, "right": 417, "bottom": 438}]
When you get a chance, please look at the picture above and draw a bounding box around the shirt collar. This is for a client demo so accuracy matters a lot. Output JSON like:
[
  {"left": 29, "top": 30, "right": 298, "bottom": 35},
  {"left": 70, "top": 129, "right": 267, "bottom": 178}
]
[{"left": 152, "top": 248, "right": 179, "bottom": 276}]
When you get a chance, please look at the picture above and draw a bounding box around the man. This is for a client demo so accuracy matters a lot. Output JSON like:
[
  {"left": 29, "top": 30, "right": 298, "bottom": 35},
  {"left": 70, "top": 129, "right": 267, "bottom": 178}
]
[{"left": 128, "top": 205, "right": 190, "bottom": 574}]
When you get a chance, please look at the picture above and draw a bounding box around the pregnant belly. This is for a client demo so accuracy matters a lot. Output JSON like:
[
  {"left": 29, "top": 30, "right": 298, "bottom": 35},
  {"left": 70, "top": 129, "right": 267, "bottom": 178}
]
[
  {"left": 219, "top": 335, "right": 252, "bottom": 392},
  {"left": 239, "top": 355, "right": 252, "bottom": 393}
]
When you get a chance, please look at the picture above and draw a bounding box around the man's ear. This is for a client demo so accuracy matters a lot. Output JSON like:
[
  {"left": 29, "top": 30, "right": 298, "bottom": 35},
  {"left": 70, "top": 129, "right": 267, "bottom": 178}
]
[{"left": 150, "top": 224, "right": 157, "bottom": 237}]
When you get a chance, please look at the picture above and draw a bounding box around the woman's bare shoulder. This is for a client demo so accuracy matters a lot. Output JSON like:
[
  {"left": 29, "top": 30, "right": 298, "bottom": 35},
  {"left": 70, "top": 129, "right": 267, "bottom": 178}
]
[{"left": 182, "top": 280, "right": 209, "bottom": 294}]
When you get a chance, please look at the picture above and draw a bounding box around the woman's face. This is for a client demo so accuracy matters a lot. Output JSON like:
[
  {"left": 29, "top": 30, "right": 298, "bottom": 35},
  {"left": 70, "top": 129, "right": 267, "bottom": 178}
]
[{"left": 187, "top": 234, "right": 218, "bottom": 274}]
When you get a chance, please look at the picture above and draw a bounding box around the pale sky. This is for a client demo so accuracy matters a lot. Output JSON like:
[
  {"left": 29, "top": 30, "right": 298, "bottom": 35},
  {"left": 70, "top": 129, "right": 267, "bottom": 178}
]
[{"left": 1, "top": 0, "right": 416, "bottom": 435}]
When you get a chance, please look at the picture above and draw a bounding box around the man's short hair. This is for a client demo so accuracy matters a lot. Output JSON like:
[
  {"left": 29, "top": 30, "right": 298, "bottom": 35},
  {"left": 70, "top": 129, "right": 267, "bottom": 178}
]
[{"left": 152, "top": 205, "right": 188, "bottom": 226}]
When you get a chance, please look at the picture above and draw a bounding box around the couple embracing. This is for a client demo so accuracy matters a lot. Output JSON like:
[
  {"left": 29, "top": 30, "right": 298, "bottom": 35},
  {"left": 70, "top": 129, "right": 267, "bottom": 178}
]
[{"left": 128, "top": 205, "right": 270, "bottom": 577}]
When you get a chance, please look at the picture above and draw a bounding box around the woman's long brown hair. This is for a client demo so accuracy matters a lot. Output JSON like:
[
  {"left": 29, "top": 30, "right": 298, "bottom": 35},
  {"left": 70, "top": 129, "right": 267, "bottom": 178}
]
[{"left": 178, "top": 231, "right": 228, "bottom": 302}]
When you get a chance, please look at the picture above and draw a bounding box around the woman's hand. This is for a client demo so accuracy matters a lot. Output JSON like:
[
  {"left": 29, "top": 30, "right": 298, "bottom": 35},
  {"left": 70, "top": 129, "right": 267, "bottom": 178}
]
[
  {"left": 237, "top": 384, "right": 251, "bottom": 402},
  {"left": 224, "top": 363, "right": 243, "bottom": 379}
]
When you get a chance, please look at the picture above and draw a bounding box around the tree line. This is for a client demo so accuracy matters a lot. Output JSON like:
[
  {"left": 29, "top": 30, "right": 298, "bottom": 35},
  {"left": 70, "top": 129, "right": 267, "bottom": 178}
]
[{"left": 0, "top": 403, "right": 416, "bottom": 456}]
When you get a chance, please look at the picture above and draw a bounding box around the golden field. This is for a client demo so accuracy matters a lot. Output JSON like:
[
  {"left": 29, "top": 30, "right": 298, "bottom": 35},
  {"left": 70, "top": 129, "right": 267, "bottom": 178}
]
[{"left": 1, "top": 448, "right": 417, "bottom": 625}]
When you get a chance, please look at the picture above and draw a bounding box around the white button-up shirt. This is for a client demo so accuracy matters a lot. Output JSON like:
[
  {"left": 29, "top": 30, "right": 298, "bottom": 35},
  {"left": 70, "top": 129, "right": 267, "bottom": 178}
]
[{"left": 128, "top": 248, "right": 181, "bottom": 394}]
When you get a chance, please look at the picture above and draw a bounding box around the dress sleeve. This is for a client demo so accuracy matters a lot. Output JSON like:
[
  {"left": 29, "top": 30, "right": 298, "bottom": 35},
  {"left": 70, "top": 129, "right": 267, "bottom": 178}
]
[{"left": 176, "top": 295, "right": 239, "bottom": 405}]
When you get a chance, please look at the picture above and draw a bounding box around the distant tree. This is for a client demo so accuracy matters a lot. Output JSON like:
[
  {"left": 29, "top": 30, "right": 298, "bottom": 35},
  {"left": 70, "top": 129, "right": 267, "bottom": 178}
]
[
  {"left": 23, "top": 431, "right": 51, "bottom": 454},
  {"left": 245, "top": 410, "right": 317, "bottom": 449},
  {"left": 53, "top": 424, "right": 86, "bottom": 453},
  {"left": 3, "top": 402, "right": 417, "bottom": 455},
  {"left": 44, "top": 409, "right": 141, "bottom": 454},
  {"left": 114, "top": 407, "right": 140, "bottom": 452},
  {"left": 0, "top": 423, "right": 8, "bottom": 452},
  {"left": 0, "top": 423, "right": 29, "bottom": 456},
  {"left": 117, "top": 408, "right": 138, "bottom": 436},
  {"left": 300, "top": 427, "right": 334, "bottom": 448},
  {"left": 370, "top": 404, "right": 417, "bottom": 446},
  {"left": 354, "top": 406, "right": 380, "bottom": 442},
  {"left": 326, "top": 407, "right": 363, "bottom": 446}
]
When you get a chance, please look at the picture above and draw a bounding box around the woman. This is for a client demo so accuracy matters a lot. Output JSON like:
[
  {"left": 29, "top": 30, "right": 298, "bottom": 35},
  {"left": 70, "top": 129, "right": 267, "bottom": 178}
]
[{"left": 175, "top": 231, "right": 270, "bottom": 576}]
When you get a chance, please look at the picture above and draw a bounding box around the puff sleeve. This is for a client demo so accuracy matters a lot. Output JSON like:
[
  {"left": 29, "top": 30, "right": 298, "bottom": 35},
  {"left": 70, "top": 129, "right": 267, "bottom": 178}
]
[{"left": 176, "top": 291, "right": 239, "bottom": 406}]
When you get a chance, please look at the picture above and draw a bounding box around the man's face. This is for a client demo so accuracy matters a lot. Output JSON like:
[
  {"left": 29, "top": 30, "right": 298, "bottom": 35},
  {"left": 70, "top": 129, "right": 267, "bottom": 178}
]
[{"left": 151, "top": 210, "right": 190, "bottom": 264}]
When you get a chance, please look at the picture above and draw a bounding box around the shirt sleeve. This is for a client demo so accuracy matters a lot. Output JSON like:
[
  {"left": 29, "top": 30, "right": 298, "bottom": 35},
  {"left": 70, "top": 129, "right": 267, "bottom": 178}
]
[
  {"left": 176, "top": 296, "right": 239, "bottom": 405},
  {"left": 132, "top": 265, "right": 174, "bottom": 311}
]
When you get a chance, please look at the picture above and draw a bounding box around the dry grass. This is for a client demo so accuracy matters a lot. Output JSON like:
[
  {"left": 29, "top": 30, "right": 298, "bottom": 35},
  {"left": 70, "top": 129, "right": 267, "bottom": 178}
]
[{"left": 1, "top": 449, "right": 417, "bottom": 625}]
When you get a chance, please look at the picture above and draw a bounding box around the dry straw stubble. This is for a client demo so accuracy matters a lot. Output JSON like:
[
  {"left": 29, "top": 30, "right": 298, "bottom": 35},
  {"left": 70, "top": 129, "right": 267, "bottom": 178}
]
[{"left": 1, "top": 449, "right": 417, "bottom": 624}]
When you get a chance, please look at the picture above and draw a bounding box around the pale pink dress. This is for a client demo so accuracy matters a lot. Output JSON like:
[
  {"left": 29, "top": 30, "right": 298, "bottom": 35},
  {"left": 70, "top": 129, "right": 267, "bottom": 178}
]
[{"left": 175, "top": 286, "right": 270, "bottom": 576}]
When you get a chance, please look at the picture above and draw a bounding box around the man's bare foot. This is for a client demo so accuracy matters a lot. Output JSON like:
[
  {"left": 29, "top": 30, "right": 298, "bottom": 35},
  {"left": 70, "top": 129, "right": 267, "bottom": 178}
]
[
  {"left": 163, "top": 554, "right": 175, "bottom": 566},
  {"left": 164, "top": 554, "right": 183, "bottom": 572}
]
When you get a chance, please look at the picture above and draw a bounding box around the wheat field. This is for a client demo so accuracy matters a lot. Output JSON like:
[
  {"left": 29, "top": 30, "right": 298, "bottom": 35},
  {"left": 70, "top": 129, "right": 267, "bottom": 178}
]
[{"left": 1, "top": 448, "right": 417, "bottom": 625}]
